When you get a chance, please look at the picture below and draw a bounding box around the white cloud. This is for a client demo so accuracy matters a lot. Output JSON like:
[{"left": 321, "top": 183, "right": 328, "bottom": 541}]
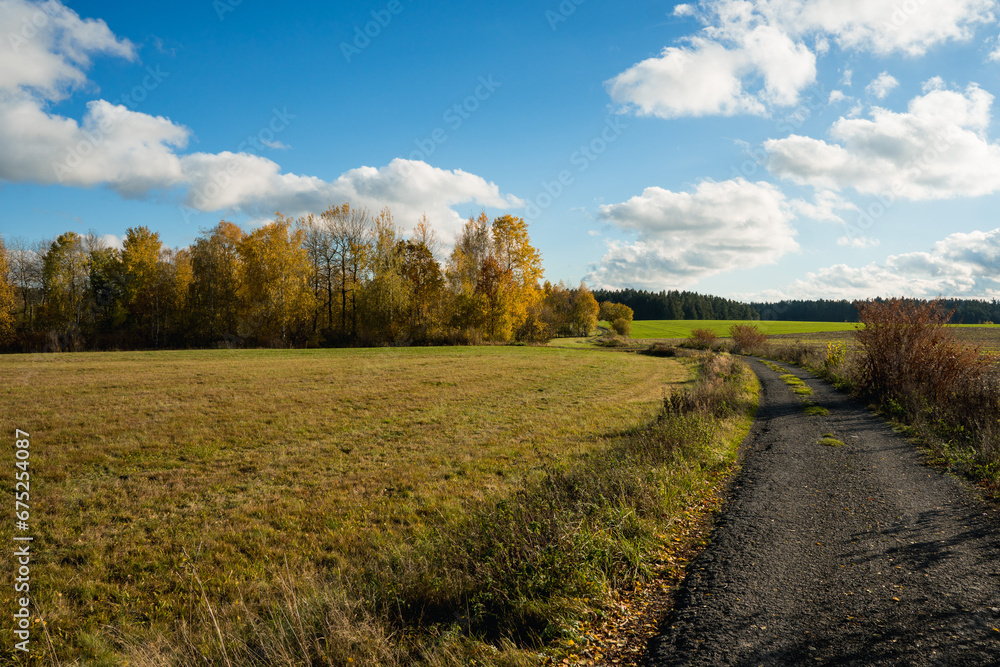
[
  {"left": 923, "top": 76, "right": 946, "bottom": 92},
  {"left": 605, "top": 25, "right": 815, "bottom": 118},
  {"left": 766, "top": 83, "right": 1000, "bottom": 200},
  {"left": 99, "top": 233, "right": 123, "bottom": 250},
  {"left": 674, "top": 3, "right": 696, "bottom": 17},
  {"left": 842, "top": 68, "right": 853, "bottom": 87},
  {"left": 829, "top": 90, "right": 847, "bottom": 103},
  {"left": 759, "top": 0, "right": 995, "bottom": 56},
  {"left": 181, "top": 155, "right": 520, "bottom": 241},
  {"left": 865, "top": 71, "right": 899, "bottom": 99},
  {"left": 0, "top": 0, "right": 135, "bottom": 100},
  {"left": 585, "top": 179, "right": 799, "bottom": 288},
  {"left": 837, "top": 234, "right": 879, "bottom": 248},
  {"left": 0, "top": 96, "right": 190, "bottom": 196},
  {"left": 607, "top": 0, "right": 995, "bottom": 119},
  {"left": 261, "top": 138, "right": 289, "bottom": 150},
  {"left": 774, "top": 228, "right": 1000, "bottom": 299},
  {"left": 789, "top": 189, "right": 857, "bottom": 223},
  {"left": 0, "top": 1, "right": 522, "bottom": 242}
]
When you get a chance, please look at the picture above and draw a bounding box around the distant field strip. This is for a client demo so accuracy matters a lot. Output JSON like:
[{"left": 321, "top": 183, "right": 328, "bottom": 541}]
[
  {"left": 631, "top": 320, "right": 1000, "bottom": 340},
  {"left": 0, "top": 346, "right": 689, "bottom": 661},
  {"left": 631, "top": 320, "right": 859, "bottom": 339}
]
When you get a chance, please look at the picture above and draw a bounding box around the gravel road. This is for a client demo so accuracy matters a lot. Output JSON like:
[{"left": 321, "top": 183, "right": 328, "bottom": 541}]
[{"left": 648, "top": 358, "right": 1000, "bottom": 666}]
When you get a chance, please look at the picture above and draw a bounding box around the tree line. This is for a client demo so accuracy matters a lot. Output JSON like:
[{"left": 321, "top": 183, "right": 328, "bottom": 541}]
[
  {"left": 598, "top": 290, "right": 1000, "bottom": 325},
  {"left": 592, "top": 288, "right": 757, "bottom": 321},
  {"left": 0, "top": 207, "right": 613, "bottom": 352},
  {"left": 748, "top": 298, "right": 1000, "bottom": 324}
]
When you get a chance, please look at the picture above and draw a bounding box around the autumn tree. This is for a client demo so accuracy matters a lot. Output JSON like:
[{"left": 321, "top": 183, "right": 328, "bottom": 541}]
[
  {"left": 599, "top": 301, "right": 634, "bottom": 336},
  {"left": 0, "top": 238, "right": 16, "bottom": 345},
  {"left": 88, "top": 245, "right": 126, "bottom": 339},
  {"left": 446, "top": 212, "right": 544, "bottom": 342},
  {"left": 322, "top": 203, "right": 371, "bottom": 339},
  {"left": 445, "top": 213, "right": 490, "bottom": 335},
  {"left": 120, "top": 226, "right": 167, "bottom": 345},
  {"left": 358, "top": 208, "right": 410, "bottom": 343},
  {"left": 399, "top": 238, "right": 444, "bottom": 340},
  {"left": 237, "top": 215, "right": 315, "bottom": 345},
  {"left": 41, "top": 231, "right": 90, "bottom": 339},
  {"left": 491, "top": 214, "right": 543, "bottom": 339},
  {"left": 299, "top": 213, "right": 338, "bottom": 336},
  {"left": 5, "top": 237, "right": 44, "bottom": 328},
  {"left": 189, "top": 221, "right": 244, "bottom": 343},
  {"left": 570, "top": 283, "right": 600, "bottom": 336}
]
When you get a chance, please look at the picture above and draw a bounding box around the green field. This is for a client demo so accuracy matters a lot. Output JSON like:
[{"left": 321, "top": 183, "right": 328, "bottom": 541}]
[
  {"left": 630, "top": 320, "right": 860, "bottom": 339},
  {"left": 3, "top": 345, "right": 724, "bottom": 664}
]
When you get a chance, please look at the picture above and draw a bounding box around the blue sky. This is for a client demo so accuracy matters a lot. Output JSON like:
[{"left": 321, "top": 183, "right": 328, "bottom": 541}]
[{"left": 2, "top": 0, "right": 1000, "bottom": 300}]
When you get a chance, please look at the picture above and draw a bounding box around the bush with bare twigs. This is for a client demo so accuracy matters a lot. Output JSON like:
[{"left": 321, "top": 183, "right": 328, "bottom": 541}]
[
  {"left": 855, "top": 298, "right": 999, "bottom": 471},
  {"left": 729, "top": 323, "right": 767, "bottom": 354},
  {"left": 686, "top": 328, "right": 719, "bottom": 350}
]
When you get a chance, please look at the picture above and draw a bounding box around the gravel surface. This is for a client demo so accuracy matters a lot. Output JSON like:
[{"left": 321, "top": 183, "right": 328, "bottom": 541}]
[{"left": 648, "top": 358, "right": 1000, "bottom": 666}]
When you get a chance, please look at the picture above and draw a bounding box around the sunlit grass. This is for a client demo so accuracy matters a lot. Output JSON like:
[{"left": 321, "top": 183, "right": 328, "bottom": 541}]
[
  {"left": 630, "top": 320, "right": 859, "bottom": 339},
  {"left": 0, "top": 345, "right": 690, "bottom": 661}
]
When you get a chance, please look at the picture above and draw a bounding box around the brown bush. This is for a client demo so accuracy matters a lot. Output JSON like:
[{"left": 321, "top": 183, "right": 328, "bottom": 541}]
[
  {"left": 729, "top": 323, "right": 767, "bottom": 354},
  {"left": 687, "top": 328, "right": 719, "bottom": 350},
  {"left": 855, "top": 299, "right": 989, "bottom": 407}
]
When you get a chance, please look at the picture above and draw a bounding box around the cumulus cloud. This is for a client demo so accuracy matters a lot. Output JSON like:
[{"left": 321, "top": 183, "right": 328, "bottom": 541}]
[
  {"left": 607, "top": 0, "right": 995, "bottom": 119},
  {"left": 585, "top": 179, "right": 799, "bottom": 288},
  {"left": 761, "top": 0, "right": 995, "bottom": 56},
  {"left": 0, "top": 0, "right": 521, "bottom": 240},
  {"left": 865, "top": 71, "right": 899, "bottom": 99},
  {"left": 773, "top": 228, "right": 1000, "bottom": 299},
  {"left": 182, "top": 155, "right": 520, "bottom": 241},
  {"left": 0, "top": 0, "right": 135, "bottom": 99},
  {"left": 765, "top": 83, "right": 1000, "bottom": 200},
  {"left": 606, "top": 25, "right": 815, "bottom": 118}
]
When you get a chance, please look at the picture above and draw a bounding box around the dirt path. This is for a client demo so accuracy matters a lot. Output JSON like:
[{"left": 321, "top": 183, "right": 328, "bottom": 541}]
[{"left": 648, "top": 358, "right": 1000, "bottom": 666}]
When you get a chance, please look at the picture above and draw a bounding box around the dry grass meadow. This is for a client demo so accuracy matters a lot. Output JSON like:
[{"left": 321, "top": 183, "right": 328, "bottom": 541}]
[{"left": 2, "top": 345, "right": 710, "bottom": 663}]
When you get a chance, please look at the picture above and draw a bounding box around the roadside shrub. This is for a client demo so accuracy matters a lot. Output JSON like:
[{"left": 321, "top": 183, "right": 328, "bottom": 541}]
[
  {"left": 855, "top": 299, "right": 988, "bottom": 407},
  {"left": 854, "top": 298, "right": 998, "bottom": 461},
  {"left": 729, "top": 323, "right": 767, "bottom": 354},
  {"left": 664, "top": 355, "right": 747, "bottom": 418},
  {"left": 686, "top": 328, "right": 718, "bottom": 350}
]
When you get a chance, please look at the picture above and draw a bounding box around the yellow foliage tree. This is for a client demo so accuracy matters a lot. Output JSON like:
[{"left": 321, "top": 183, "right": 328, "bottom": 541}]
[
  {"left": 571, "top": 283, "right": 600, "bottom": 336},
  {"left": 190, "top": 221, "right": 245, "bottom": 341},
  {"left": 237, "top": 215, "right": 316, "bottom": 345},
  {"left": 446, "top": 212, "right": 544, "bottom": 342},
  {"left": 41, "top": 231, "right": 89, "bottom": 335},
  {"left": 121, "top": 226, "right": 164, "bottom": 344},
  {"left": 0, "top": 238, "right": 16, "bottom": 345}
]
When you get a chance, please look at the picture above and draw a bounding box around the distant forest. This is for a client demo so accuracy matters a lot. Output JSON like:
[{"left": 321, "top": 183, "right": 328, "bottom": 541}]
[
  {"left": 595, "top": 290, "right": 1000, "bottom": 325},
  {"left": 592, "top": 289, "right": 757, "bottom": 321}
]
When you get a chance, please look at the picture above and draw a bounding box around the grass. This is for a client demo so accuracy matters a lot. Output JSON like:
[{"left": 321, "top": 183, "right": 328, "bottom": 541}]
[
  {"left": 819, "top": 435, "right": 845, "bottom": 447},
  {"left": 630, "top": 320, "right": 859, "bottom": 339},
  {"left": 0, "top": 345, "right": 757, "bottom": 664}
]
